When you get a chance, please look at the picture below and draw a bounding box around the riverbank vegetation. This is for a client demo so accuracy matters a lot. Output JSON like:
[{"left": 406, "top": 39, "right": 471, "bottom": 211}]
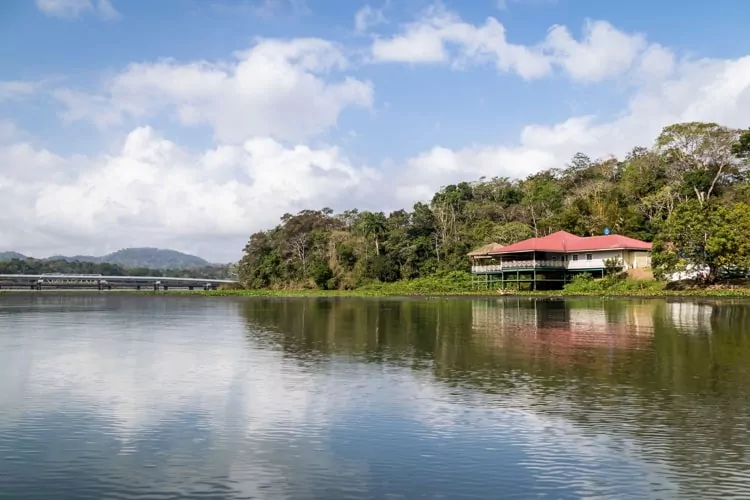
[
  {"left": 237, "top": 121, "right": 750, "bottom": 291},
  {"left": 0, "top": 258, "right": 237, "bottom": 280}
]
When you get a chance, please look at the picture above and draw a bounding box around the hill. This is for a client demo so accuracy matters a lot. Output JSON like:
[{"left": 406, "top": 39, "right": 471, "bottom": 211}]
[
  {"left": 99, "top": 248, "right": 209, "bottom": 269},
  {"left": 0, "top": 251, "right": 27, "bottom": 261},
  {"left": 0, "top": 247, "right": 210, "bottom": 270}
]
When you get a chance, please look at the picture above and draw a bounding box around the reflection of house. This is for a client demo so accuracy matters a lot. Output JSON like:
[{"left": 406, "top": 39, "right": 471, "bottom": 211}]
[
  {"left": 470, "top": 299, "right": 655, "bottom": 354},
  {"left": 667, "top": 301, "right": 713, "bottom": 332},
  {"left": 469, "top": 231, "right": 652, "bottom": 290}
]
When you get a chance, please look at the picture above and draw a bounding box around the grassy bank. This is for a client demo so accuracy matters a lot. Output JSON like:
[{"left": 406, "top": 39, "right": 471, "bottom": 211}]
[
  {"left": 191, "top": 272, "right": 750, "bottom": 298},
  {"left": 5, "top": 272, "right": 750, "bottom": 298}
]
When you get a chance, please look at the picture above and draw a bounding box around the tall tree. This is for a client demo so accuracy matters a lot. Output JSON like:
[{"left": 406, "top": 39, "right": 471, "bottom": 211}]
[
  {"left": 652, "top": 201, "right": 750, "bottom": 283},
  {"left": 656, "top": 122, "right": 743, "bottom": 204}
]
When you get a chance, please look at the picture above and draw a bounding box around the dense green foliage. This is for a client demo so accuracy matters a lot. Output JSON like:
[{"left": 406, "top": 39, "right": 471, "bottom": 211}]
[
  {"left": 562, "top": 274, "right": 665, "bottom": 294},
  {"left": 0, "top": 257, "right": 236, "bottom": 279},
  {"left": 238, "top": 122, "right": 750, "bottom": 289}
]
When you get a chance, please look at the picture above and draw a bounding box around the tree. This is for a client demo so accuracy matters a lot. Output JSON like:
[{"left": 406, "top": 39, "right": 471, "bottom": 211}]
[
  {"left": 656, "top": 122, "right": 743, "bottom": 204},
  {"left": 731, "top": 128, "right": 750, "bottom": 160},
  {"left": 520, "top": 172, "right": 564, "bottom": 236},
  {"left": 652, "top": 201, "right": 750, "bottom": 283},
  {"left": 357, "top": 211, "right": 387, "bottom": 256}
]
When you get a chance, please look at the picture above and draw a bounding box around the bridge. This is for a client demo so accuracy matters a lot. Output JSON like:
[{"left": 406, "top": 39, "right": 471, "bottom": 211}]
[{"left": 0, "top": 273, "right": 238, "bottom": 291}]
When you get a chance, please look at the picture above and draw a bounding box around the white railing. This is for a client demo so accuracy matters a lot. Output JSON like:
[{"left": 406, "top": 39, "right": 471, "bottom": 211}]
[
  {"left": 472, "top": 260, "right": 566, "bottom": 273},
  {"left": 472, "top": 264, "right": 502, "bottom": 273}
]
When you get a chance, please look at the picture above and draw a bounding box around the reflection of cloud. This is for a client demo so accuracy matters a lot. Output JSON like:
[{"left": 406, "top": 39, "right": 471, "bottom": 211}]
[{"left": 0, "top": 297, "right": 336, "bottom": 442}]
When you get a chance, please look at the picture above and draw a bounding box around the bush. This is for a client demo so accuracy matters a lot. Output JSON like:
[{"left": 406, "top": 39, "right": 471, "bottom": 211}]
[
  {"left": 219, "top": 282, "right": 245, "bottom": 290},
  {"left": 310, "top": 263, "right": 334, "bottom": 289},
  {"left": 563, "top": 274, "right": 664, "bottom": 294},
  {"left": 357, "top": 271, "right": 474, "bottom": 295}
]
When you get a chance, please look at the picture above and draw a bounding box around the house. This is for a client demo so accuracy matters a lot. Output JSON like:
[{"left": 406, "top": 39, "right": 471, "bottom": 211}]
[{"left": 469, "top": 231, "right": 652, "bottom": 290}]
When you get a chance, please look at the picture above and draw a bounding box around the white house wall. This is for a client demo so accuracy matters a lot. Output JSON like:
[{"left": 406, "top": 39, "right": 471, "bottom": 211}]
[{"left": 566, "top": 250, "right": 623, "bottom": 270}]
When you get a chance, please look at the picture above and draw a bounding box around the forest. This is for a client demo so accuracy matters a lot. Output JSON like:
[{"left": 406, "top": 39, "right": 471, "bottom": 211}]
[{"left": 238, "top": 122, "right": 750, "bottom": 289}]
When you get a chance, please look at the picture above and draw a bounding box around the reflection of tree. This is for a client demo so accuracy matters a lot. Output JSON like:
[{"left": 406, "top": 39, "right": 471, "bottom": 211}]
[{"left": 240, "top": 297, "right": 750, "bottom": 496}]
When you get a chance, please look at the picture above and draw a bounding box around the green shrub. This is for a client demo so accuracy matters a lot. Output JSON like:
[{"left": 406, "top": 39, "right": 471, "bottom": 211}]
[
  {"left": 358, "top": 271, "right": 474, "bottom": 295},
  {"left": 563, "top": 274, "right": 664, "bottom": 294},
  {"left": 310, "top": 263, "right": 334, "bottom": 289}
]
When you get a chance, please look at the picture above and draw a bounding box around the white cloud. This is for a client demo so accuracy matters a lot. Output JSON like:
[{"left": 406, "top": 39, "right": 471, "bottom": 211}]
[
  {"left": 0, "top": 81, "right": 37, "bottom": 101},
  {"left": 371, "top": 5, "right": 552, "bottom": 79},
  {"left": 543, "top": 20, "right": 647, "bottom": 82},
  {"left": 395, "top": 54, "right": 750, "bottom": 203},
  {"left": 0, "top": 126, "right": 377, "bottom": 261},
  {"left": 35, "top": 0, "right": 120, "bottom": 20},
  {"left": 354, "top": 4, "right": 387, "bottom": 33},
  {"left": 371, "top": 8, "right": 661, "bottom": 83},
  {"left": 54, "top": 38, "right": 373, "bottom": 143}
]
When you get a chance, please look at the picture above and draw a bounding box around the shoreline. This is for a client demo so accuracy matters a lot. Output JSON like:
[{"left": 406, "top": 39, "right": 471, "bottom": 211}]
[{"left": 3, "top": 288, "right": 750, "bottom": 299}]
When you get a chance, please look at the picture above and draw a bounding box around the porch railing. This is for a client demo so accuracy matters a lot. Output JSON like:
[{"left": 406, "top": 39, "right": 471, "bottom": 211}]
[{"left": 472, "top": 260, "right": 566, "bottom": 273}]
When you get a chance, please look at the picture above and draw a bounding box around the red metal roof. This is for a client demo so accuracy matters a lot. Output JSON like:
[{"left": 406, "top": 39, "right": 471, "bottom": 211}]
[{"left": 486, "top": 231, "right": 651, "bottom": 254}]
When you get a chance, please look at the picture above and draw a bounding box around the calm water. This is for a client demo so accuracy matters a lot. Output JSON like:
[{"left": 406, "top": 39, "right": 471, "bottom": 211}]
[{"left": 1, "top": 295, "right": 750, "bottom": 499}]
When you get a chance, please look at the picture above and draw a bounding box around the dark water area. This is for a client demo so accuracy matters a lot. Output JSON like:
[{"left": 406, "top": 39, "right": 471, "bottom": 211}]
[{"left": 1, "top": 294, "right": 749, "bottom": 499}]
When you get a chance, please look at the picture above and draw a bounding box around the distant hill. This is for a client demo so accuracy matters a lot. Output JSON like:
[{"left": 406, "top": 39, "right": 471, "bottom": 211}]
[
  {"left": 0, "top": 251, "right": 26, "bottom": 261},
  {"left": 0, "top": 247, "right": 211, "bottom": 270},
  {"left": 98, "top": 248, "right": 210, "bottom": 269}
]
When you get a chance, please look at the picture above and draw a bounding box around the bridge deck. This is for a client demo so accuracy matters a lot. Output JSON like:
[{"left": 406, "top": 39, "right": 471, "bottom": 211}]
[
  {"left": 0, "top": 274, "right": 236, "bottom": 283},
  {"left": 0, "top": 274, "right": 238, "bottom": 289}
]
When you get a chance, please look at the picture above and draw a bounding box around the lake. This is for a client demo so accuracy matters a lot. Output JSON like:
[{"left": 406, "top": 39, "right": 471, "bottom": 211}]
[{"left": 1, "top": 294, "right": 749, "bottom": 499}]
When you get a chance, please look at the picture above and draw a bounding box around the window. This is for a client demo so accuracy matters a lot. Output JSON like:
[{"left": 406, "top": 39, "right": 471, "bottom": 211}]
[
  {"left": 572, "top": 254, "right": 578, "bottom": 261},
  {"left": 586, "top": 253, "right": 593, "bottom": 261}
]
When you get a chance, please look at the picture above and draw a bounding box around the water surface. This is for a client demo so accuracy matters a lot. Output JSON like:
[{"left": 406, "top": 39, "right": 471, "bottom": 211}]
[{"left": 1, "top": 294, "right": 749, "bottom": 499}]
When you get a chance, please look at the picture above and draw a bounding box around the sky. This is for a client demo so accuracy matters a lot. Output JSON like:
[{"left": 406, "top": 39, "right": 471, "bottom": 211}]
[{"left": 1, "top": 0, "right": 750, "bottom": 263}]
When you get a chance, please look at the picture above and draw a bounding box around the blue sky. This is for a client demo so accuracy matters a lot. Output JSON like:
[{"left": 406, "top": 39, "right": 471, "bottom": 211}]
[{"left": 1, "top": 0, "right": 750, "bottom": 261}]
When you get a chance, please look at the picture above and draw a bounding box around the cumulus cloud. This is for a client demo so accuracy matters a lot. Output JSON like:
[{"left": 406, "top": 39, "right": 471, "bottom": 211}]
[
  {"left": 36, "top": 0, "right": 120, "bottom": 20},
  {"left": 394, "top": 54, "right": 750, "bottom": 202},
  {"left": 0, "top": 126, "right": 378, "bottom": 261},
  {"left": 54, "top": 38, "right": 373, "bottom": 143},
  {"left": 371, "top": 5, "right": 552, "bottom": 79},
  {"left": 543, "top": 20, "right": 647, "bottom": 82},
  {"left": 371, "top": 7, "right": 660, "bottom": 83}
]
